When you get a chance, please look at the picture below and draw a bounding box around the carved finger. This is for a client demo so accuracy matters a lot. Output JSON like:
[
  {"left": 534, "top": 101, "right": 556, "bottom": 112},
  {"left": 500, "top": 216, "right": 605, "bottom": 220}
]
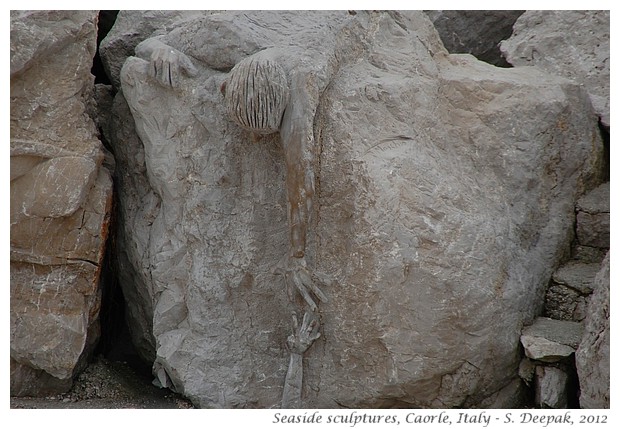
[
  {"left": 291, "top": 312, "right": 299, "bottom": 334},
  {"left": 297, "top": 268, "right": 328, "bottom": 303},
  {"left": 292, "top": 272, "right": 318, "bottom": 311},
  {"left": 155, "top": 58, "right": 166, "bottom": 85},
  {"left": 301, "top": 312, "right": 313, "bottom": 331},
  {"left": 165, "top": 61, "right": 173, "bottom": 87},
  {"left": 284, "top": 272, "right": 295, "bottom": 303},
  {"left": 149, "top": 59, "right": 157, "bottom": 79},
  {"left": 169, "top": 56, "right": 179, "bottom": 88},
  {"left": 313, "top": 271, "right": 333, "bottom": 288},
  {"left": 302, "top": 313, "right": 320, "bottom": 337},
  {"left": 310, "top": 317, "right": 321, "bottom": 337},
  {"left": 306, "top": 319, "right": 317, "bottom": 337},
  {"left": 180, "top": 54, "right": 198, "bottom": 77},
  {"left": 309, "top": 329, "right": 321, "bottom": 342}
]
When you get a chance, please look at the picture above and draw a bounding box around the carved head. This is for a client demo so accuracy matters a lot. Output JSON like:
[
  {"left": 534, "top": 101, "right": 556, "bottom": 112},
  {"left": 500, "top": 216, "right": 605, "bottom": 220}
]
[{"left": 224, "top": 53, "right": 290, "bottom": 135}]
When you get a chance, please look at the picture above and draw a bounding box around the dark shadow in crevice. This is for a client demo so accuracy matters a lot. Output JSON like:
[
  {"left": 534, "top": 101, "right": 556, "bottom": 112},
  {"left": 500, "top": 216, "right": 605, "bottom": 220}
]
[
  {"left": 91, "top": 11, "right": 119, "bottom": 85},
  {"left": 95, "top": 190, "right": 153, "bottom": 382},
  {"left": 598, "top": 120, "right": 610, "bottom": 183}
]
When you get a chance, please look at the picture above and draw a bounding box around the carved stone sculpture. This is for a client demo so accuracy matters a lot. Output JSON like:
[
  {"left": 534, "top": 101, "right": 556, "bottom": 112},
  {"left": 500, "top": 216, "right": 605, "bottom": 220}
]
[
  {"left": 135, "top": 40, "right": 331, "bottom": 405},
  {"left": 282, "top": 312, "right": 321, "bottom": 408},
  {"left": 117, "top": 11, "right": 604, "bottom": 408},
  {"left": 133, "top": 29, "right": 331, "bottom": 312},
  {"left": 224, "top": 51, "right": 290, "bottom": 135},
  {"left": 121, "top": 12, "right": 349, "bottom": 406}
]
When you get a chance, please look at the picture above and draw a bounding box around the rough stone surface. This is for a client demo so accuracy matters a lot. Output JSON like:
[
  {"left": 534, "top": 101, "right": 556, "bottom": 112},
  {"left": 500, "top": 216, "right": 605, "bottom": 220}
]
[
  {"left": 544, "top": 283, "right": 585, "bottom": 322},
  {"left": 425, "top": 10, "right": 524, "bottom": 66},
  {"left": 500, "top": 11, "right": 610, "bottom": 128},
  {"left": 576, "top": 182, "right": 610, "bottom": 249},
  {"left": 115, "top": 11, "right": 602, "bottom": 408},
  {"left": 520, "top": 336, "right": 575, "bottom": 363},
  {"left": 521, "top": 317, "right": 583, "bottom": 363},
  {"left": 99, "top": 10, "right": 208, "bottom": 89},
  {"left": 10, "top": 11, "right": 113, "bottom": 396},
  {"left": 517, "top": 358, "right": 536, "bottom": 386},
  {"left": 535, "top": 366, "right": 569, "bottom": 409},
  {"left": 576, "top": 252, "right": 610, "bottom": 408},
  {"left": 571, "top": 245, "right": 606, "bottom": 264},
  {"left": 87, "top": 83, "right": 114, "bottom": 135},
  {"left": 551, "top": 262, "right": 600, "bottom": 294},
  {"left": 522, "top": 317, "right": 584, "bottom": 349}
]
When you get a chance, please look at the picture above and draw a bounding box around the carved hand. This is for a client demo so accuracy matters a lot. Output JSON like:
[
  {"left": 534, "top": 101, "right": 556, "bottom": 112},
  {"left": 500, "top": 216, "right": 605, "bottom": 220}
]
[
  {"left": 135, "top": 38, "right": 198, "bottom": 88},
  {"left": 276, "top": 257, "right": 329, "bottom": 312},
  {"left": 287, "top": 311, "right": 321, "bottom": 355}
]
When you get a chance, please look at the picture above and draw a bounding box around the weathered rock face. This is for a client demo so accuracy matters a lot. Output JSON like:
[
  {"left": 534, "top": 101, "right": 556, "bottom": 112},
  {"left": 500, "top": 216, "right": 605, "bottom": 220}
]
[
  {"left": 10, "top": 11, "right": 113, "bottom": 396},
  {"left": 576, "top": 182, "right": 610, "bottom": 249},
  {"left": 545, "top": 262, "right": 601, "bottom": 322},
  {"left": 535, "top": 366, "right": 569, "bottom": 409},
  {"left": 576, "top": 252, "right": 610, "bottom": 408},
  {"left": 425, "top": 10, "right": 524, "bottom": 66},
  {"left": 520, "top": 318, "right": 583, "bottom": 363},
  {"left": 500, "top": 11, "right": 610, "bottom": 128},
  {"left": 115, "top": 10, "right": 602, "bottom": 408}
]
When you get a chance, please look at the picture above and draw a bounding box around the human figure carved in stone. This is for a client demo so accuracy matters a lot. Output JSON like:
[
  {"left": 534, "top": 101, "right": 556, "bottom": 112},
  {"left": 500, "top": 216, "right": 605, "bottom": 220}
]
[
  {"left": 281, "top": 311, "right": 321, "bottom": 408},
  {"left": 134, "top": 18, "right": 337, "bottom": 311}
]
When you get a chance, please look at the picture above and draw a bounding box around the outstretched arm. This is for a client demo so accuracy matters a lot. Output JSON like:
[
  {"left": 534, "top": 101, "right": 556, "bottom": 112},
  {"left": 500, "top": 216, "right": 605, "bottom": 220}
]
[
  {"left": 279, "top": 73, "right": 319, "bottom": 259},
  {"left": 222, "top": 53, "right": 330, "bottom": 310}
]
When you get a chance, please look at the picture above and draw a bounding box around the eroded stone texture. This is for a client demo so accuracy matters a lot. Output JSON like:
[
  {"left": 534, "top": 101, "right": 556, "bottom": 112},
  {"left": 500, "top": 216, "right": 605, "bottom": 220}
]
[
  {"left": 523, "top": 318, "right": 584, "bottom": 348},
  {"left": 552, "top": 262, "right": 601, "bottom": 295},
  {"left": 545, "top": 261, "right": 601, "bottom": 321},
  {"left": 576, "top": 252, "right": 610, "bottom": 408},
  {"left": 571, "top": 245, "right": 606, "bottom": 264},
  {"left": 535, "top": 366, "right": 569, "bottom": 409},
  {"left": 10, "top": 10, "right": 113, "bottom": 396},
  {"left": 425, "top": 10, "right": 524, "bottom": 66},
  {"left": 521, "top": 336, "right": 575, "bottom": 363},
  {"left": 576, "top": 182, "right": 610, "bottom": 249},
  {"left": 116, "top": 11, "right": 602, "bottom": 408},
  {"left": 500, "top": 11, "right": 610, "bottom": 128},
  {"left": 545, "top": 284, "right": 584, "bottom": 322}
]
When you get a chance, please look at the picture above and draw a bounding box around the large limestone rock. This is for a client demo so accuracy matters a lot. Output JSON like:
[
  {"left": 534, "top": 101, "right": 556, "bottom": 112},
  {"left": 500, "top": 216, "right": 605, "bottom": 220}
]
[
  {"left": 576, "top": 252, "right": 610, "bottom": 408},
  {"left": 425, "top": 10, "right": 524, "bottom": 66},
  {"left": 10, "top": 11, "right": 113, "bottom": 395},
  {"left": 115, "top": 11, "right": 602, "bottom": 408},
  {"left": 500, "top": 11, "right": 610, "bottom": 128}
]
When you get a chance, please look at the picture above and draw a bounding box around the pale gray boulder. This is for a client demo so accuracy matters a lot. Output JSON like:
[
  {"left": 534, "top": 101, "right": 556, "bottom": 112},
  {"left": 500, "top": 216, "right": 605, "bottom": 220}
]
[
  {"left": 500, "top": 10, "right": 610, "bottom": 128},
  {"left": 116, "top": 11, "right": 603, "bottom": 408}
]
